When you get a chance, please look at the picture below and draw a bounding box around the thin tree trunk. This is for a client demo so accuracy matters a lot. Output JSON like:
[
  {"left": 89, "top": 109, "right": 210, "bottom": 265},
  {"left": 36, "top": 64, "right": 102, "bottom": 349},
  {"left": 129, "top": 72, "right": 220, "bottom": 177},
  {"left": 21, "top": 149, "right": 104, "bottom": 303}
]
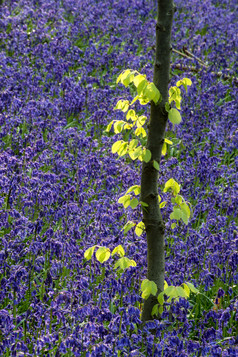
[{"left": 141, "top": 0, "right": 174, "bottom": 322}]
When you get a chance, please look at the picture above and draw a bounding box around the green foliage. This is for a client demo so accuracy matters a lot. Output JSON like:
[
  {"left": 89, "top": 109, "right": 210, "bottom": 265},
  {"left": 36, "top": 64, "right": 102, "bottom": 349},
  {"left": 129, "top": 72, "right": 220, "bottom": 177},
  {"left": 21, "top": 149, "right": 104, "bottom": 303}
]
[
  {"left": 84, "top": 244, "right": 136, "bottom": 272},
  {"left": 149, "top": 281, "right": 200, "bottom": 317},
  {"left": 141, "top": 279, "right": 158, "bottom": 299},
  {"left": 106, "top": 68, "right": 193, "bottom": 316}
]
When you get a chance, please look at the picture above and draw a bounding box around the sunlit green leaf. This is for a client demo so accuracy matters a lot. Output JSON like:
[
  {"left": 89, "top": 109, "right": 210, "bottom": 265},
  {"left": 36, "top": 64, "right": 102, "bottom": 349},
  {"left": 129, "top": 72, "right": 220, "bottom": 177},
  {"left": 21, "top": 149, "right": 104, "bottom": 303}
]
[
  {"left": 136, "top": 115, "right": 147, "bottom": 127},
  {"left": 106, "top": 121, "right": 114, "bottom": 132},
  {"left": 117, "top": 142, "right": 128, "bottom": 157},
  {"left": 133, "top": 74, "right": 147, "bottom": 95},
  {"left": 170, "top": 207, "right": 183, "bottom": 221},
  {"left": 126, "top": 185, "right": 141, "bottom": 195},
  {"left": 126, "top": 109, "right": 137, "bottom": 121},
  {"left": 182, "top": 283, "right": 190, "bottom": 297},
  {"left": 111, "top": 245, "right": 125, "bottom": 257},
  {"left": 118, "top": 194, "right": 131, "bottom": 208},
  {"left": 114, "top": 121, "right": 125, "bottom": 134},
  {"left": 162, "top": 142, "right": 167, "bottom": 156},
  {"left": 114, "top": 99, "right": 129, "bottom": 112},
  {"left": 84, "top": 245, "right": 97, "bottom": 260},
  {"left": 143, "top": 83, "right": 160, "bottom": 103},
  {"left": 175, "top": 195, "right": 183, "bottom": 205},
  {"left": 157, "top": 292, "right": 164, "bottom": 305},
  {"left": 185, "top": 282, "right": 199, "bottom": 294},
  {"left": 130, "top": 198, "right": 139, "bottom": 209},
  {"left": 142, "top": 149, "right": 151, "bottom": 163},
  {"left": 135, "top": 221, "right": 145, "bottom": 236},
  {"left": 135, "top": 127, "right": 146, "bottom": 137},
  {"left": 141, "top": 279, "right": 158, "bottom": 300},
  {"left": 112, "top": 140, "right": 123, "bottom": 154},
  {"left": 151, "top": 304, "right": 159, "bottom": 316},
  {"left": 164, "top": 138, "right": 173, "bottom": 145},
  {"left": 168, "top": 108, "right": 182, "bottom": 125},
  {"left": 163, "top": 178, "right": 180, "bottom": 195},
  {"left": 96, "top": 246, "right": 111, "bottom": 263},
  {"left": 160, "top": 201, "right": 167, "bottom": 209},
  {"left": 153, "top": 160, "right": 160, "bottom": 171},
  {"left": 123, "top": 221, "right": 136, "bottom": 234},
  {"left": 114, "top": 257, "right": 136, "bottom": 271},
  {"left": 176, "top": 78, "right": 192, "bottom": 93}
]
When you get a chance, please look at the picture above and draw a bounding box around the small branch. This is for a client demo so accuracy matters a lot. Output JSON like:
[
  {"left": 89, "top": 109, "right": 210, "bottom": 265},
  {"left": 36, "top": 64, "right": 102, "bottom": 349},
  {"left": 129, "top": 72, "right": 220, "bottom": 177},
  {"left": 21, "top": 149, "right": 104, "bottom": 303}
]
[
  {"left": 182, "top": 47, "right": 208, "bottom": 68},
  {"left": 172, "top": 48, "right": 208, "bottom": 69},
  {"left": 172, "top": 63, "right": 238, "bottom": 85}
]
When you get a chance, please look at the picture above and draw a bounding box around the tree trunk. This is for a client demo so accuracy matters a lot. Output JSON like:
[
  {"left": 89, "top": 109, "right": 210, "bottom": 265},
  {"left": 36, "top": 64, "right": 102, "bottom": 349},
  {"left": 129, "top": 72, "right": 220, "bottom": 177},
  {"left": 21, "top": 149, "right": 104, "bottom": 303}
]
[{"left": 141, "top": 0, "right": 174, "bottom": 322}]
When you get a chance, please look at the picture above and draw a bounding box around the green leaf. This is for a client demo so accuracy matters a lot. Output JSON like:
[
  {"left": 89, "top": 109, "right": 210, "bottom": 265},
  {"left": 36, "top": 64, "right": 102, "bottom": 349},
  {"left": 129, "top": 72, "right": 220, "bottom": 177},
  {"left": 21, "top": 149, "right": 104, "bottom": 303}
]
[
  {"left": 162, "top": 142, "right": 167, "bottom": 156},
  {"left": 151, "top": 304, "right": 159, "bottom": 316},
  {"left": 164, "top": 138, "right": 173, "bottom": 145},
  {"left": 130, "top": 198, "right": 139, "bottom": 209},
  {"left": 158, "top": 305, "right": 164, "bottom": 314},
  {"left": 112, "top": 140, "right": 123, "bottom": 154},
  {"left": 136, "top": 115, "right": 147, "bottom": 127},
  {"left": 168, "top": 108, "right": 182, "bottom": 125},
  {"left": 84, "top": 245, "right": 96, "bottom": 260},
  {"left": 128, "top": 139, "right": 138, "bottom": 150},
  {"left": 176, "top": 286, "right": 188, "bottom": 298},
  {"left": 126, "top": 109, "right": 137, "bottom": 121},
  {"left": 164, "top": 286, "right": 179, "bottom": 302},
  {"left": 164, "top": 280, "right": 168, "bottom": 289},
  {"left": 165, "top": 102, "right": 170, "bottom": 112},
  {"left": 153, "top": 160, "right": 160, "bottom": 171},
  {"left": 163, "top": 178, "right": 180, "bottom": 195},
  {"left": 114, "top": 121, "right": 125, "bottom": 133},
  {"left": 143, "top": 83, "right": 160, "bottom": 103},
  {"left": 181, "top": 283, "right": 190, "bottom": 297},
  {"left": 141, "top": 279, "right": 158, "bottom": 300},
  {"left": 106, "top": 121, "right": 114, "bottom": 132},
  {"left": 118, "top": 194, "right": 131, "bottom": 208},
  {"left": 142, "top": 149, "right": 151, "bottom": 163},
  {"left": 135, "top": 127, "right": 146, "bottom": 138},
  {"left": 129, "top": 146, "right": 143, "bottom": 161},
  {"left": 116, "top": 72, "right": 122, "bottom": 84},
  {"left": 140, "top": 201, "right": 149, "bottom": 207},
  {"left": 133, "top": 74, "right": 147, "bottom": 94},
  {"left": 126, "top": 185, "right": 141, "bottom": 195},
  {"left": 120, "top": 69, "right": 134, "bottom": 87},
  {"left": 114, "top": 257, "right": 136, "bottom": 271},
  {"left": 138, "top": 96, "right": 150, "bottom": 105},
  {"left": 157, "top": 292, "right": 165, "bottom": 305},
  {"left": 135, "top": 221, "right": 145, "bottom": 236},
  {"left": 123, "top": 221, "right": 136, "bottom": 234},
  {"left": 111, "top": 245, "right": 125, "bottom": 257},
  {"left": 170, "top": 207, "right": 183, "bottom": 221},
  {"left": 171, "top": 222, "right": 177, "bottom": 229},
  {"left": 180, "top": 202, "right": 191, "bottom": 219},
  {"left": 185, "top": 282, "right": 199, "bottom": 294},
  {"left": 175, "top": 195, "right": 183, "bottom": 205},
  {"left": 114, "top": 99, "right": 129, "bottom": 112},
  {"left": 158, "top": 195, "right": 161, "bottom": 203},
  {"left": 95, "top": 246, "right": 111, "bottom": 263},
  {"left": 159, "top": 201, "right": 167, "bottom": 209},
  {"left": 130, "top": 95, "right": 139, "bottom": 105},
  {"left": 117, "top": 142, "right": 128, "bottom": 157},
  {"left": 176, "top": 78, "right": 192, "bottom": 93}
]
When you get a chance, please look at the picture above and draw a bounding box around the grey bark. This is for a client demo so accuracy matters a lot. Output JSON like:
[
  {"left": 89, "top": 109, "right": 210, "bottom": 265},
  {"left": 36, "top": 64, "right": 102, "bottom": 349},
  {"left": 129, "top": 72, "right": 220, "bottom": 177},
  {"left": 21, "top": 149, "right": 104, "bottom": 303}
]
[{"left": 141, "top": 0, "right": 174, "bottom": 322}]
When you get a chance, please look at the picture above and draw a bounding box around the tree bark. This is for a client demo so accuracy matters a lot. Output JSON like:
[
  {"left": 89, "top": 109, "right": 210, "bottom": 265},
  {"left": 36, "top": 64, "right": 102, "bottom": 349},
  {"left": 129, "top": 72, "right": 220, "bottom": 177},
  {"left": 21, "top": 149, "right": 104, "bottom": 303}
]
[{"left": 141, "top": 0, "right": 174, "bottom": 322}]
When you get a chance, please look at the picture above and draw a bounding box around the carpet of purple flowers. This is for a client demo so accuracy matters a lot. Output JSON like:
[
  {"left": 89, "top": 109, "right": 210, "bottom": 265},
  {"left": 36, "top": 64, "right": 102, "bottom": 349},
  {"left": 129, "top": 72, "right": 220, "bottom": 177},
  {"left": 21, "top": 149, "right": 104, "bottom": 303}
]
[{"left": 0, "top": 0, "right": 237, "bottom": 356}]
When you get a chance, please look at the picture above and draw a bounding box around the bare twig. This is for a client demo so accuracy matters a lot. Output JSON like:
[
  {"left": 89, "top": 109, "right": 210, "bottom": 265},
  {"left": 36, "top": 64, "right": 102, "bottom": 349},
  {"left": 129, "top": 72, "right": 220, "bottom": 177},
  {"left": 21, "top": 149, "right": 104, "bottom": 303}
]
[
  {"left": 182, "top": 47, "right": 208, "bottom": 68},
  {"left": 172, "top": 63, "right": 238, "bottom": 85}
]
